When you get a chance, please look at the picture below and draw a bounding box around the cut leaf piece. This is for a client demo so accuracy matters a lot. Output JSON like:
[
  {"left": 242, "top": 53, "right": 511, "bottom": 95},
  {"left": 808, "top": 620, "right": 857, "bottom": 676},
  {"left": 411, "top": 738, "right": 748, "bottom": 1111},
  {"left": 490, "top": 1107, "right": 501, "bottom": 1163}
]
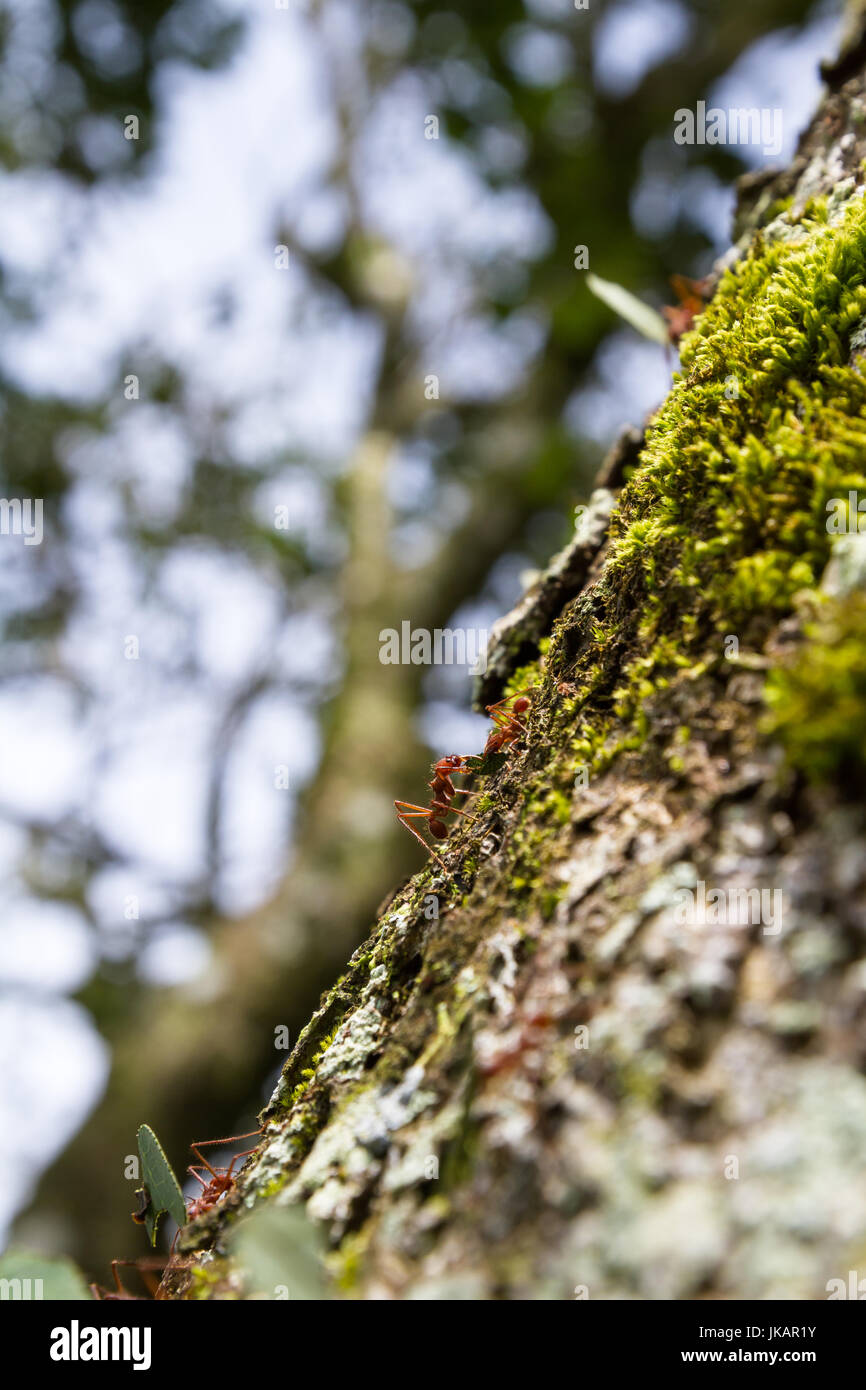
[
  {"left": 136, "top": 1124, "right": 186, "bottom": 1246},
  {"left": 586, "top": 272, "right": 669, "bottom": 345}
]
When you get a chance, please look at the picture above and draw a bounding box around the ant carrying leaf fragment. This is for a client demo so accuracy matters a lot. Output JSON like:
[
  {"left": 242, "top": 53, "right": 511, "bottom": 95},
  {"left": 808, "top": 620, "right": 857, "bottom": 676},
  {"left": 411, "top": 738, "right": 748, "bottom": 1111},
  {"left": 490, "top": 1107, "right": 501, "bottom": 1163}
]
[
  {"left": 185, "top": 1130, "right": 261, "bottom": 1222},
  {"left": 587, "top": 270, "right": 711, "bottom": 349},
  {"left": 586, "top": 272, "right": 669, "bottom": 346},
  {"left": 136, "top": 1124, "right": 186, "bottom": 1246}
]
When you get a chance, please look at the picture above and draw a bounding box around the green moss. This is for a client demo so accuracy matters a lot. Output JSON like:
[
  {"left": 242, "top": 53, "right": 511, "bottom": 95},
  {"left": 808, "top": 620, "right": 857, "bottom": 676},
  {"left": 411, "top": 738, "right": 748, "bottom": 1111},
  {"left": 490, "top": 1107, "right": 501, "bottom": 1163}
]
[
  {"left": 504, "top": 661, "right": 544, "bottom": 698},
  {"left": 310, "top": 1028, "right": 338, "bottom": 1067},
  {"left": 188, "top": 1263, "right": 225, "bottom": 1298},
  {"left": 479, "top": 188, "right": 866, "bottom": 908},
  {"left": 763, "top": 592, "right": 866, "bottom": 784},
  {"left": 544, "top": 189, "right": 866, "bottom": 774},
  {"left": 616, "top": 1057, "right": 663, "bottom": 1108},
  {"left": 256, "top": 1174, "right": 290, "bottom": 1202},
  {"left": 437, "top": 1111, "right": 480, "bottom": 1193},
  {"left": 329, "top": 1224, "right": 373, "bottom": 1294},
  {"left": 613, "top": 195, "right": 866, "bottom": 612},
  {"left": 539, "top": 884, "right": 565, "bottom": 920},
  {"left": 542, "top": 789, "right": 571, "bottom": 823}
]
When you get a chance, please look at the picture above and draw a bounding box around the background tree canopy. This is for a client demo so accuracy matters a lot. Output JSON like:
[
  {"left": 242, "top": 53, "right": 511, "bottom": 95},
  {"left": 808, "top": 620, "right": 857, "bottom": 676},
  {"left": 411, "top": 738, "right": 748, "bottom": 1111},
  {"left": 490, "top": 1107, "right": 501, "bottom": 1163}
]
[{"left": 0, "top": 0, "right": 839, "bottom": 1277}]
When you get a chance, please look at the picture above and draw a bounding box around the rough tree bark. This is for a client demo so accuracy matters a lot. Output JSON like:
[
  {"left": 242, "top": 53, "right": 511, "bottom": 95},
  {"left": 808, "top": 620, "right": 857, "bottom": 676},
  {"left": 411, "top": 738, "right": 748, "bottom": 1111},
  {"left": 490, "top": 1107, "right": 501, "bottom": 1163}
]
[{"left": 161, "top": 18, "right": 866, "bottom": 1300}]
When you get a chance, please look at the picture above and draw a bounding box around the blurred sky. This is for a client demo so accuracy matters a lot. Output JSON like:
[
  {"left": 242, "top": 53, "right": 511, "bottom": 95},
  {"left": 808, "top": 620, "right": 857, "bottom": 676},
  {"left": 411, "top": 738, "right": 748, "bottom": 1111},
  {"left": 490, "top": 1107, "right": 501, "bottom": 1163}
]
[{"left": 0, "top": 0, "right": 842, "bottom": 1244}]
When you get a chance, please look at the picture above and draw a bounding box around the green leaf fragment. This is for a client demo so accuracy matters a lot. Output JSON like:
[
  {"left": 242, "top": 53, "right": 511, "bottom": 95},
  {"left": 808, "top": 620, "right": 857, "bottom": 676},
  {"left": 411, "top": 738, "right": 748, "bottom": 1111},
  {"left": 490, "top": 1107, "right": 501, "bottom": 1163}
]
[
  {"left": 586, "top": 272, "right": 669, "bottom": 345},
  {"left": 464, "top": 751, "right": 507, "bottom": 774},
  {"left": 136, "top": 1123, "right": 186, "bottom": 1245}
]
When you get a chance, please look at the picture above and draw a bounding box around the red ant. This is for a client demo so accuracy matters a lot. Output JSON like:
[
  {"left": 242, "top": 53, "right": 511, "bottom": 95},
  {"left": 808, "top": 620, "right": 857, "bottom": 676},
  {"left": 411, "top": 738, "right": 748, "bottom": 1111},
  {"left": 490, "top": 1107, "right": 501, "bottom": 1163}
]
[
  {"left": 483, "top": 689, "right": 532, "bottom": 757},
  {"left": 184, "top": 1129, "right": 262, "bottom": 1223},
  {"left": 395, "top": 754, "right": 476, "bottom": 871},
  {"left": 395, "top": 689, "right": 534, "bottom": 871},
  {"left": 662, "top": 273, "right": 711, "bottom": 347}
]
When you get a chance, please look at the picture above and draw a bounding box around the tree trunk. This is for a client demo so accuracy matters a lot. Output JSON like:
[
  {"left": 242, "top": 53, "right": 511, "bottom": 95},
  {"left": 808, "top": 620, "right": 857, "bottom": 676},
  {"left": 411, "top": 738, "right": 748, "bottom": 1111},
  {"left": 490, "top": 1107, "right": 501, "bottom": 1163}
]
[{"left": 161, "top": 24, "right": 866, "bottom": 1300}]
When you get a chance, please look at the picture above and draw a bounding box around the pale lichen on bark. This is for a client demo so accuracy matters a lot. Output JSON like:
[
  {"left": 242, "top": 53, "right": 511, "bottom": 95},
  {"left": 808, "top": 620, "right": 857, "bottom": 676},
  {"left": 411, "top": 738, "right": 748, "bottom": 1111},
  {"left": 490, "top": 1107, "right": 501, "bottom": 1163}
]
[{"left": 160, "top": 26, "right": 866, "bottom": 1301}]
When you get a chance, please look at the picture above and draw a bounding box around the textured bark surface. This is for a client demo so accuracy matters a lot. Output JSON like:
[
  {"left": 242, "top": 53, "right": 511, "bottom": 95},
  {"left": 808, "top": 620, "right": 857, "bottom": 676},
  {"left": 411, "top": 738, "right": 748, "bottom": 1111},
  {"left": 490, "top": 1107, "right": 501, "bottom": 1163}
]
[{"left": 159, "top": 30, "right": 866, "bottom": 1301}]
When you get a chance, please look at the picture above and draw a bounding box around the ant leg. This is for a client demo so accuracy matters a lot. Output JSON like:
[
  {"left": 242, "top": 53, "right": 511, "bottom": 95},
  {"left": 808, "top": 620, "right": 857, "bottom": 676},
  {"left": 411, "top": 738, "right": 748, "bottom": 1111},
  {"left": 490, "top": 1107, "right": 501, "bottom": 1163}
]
[
  {"left": 427, "top": 797, "right": 474, "bottom": 824},
  {"left": 484, "top": 698, "right": 510, "bottom": 717},
  {"left": 190, "top": 1130, "right": 261, "bottom": 1149},
  {"left": 395, "top": 803, "right": 450, "bottom": 833},
  {"left": 395, "top": 807, "right": 449, "bottom": 871},
  {"left": 485, "top": 710, "right": 527, "bottom": 747},
  {"left": 427, "top": 797, "right": 474, "bottom": 828},
  {"left": 187, "top": 1165, "right": 209, "bottom": 1189},
  {"left": 485, "top": 693, "right": 526, "bottom": 718},
  {"left": 111, "top": 1257, "right": 166, "bottom": 1299},
  {"left": 396, "top": 810, "right": 445, "bottom": 856},
  {"left": 225, "top": 1147, "right": 259, "bottom": 1180},
  {"left": 188, "top": 1130, "right": 261, "bottom": 1176},
  {"left": 495, "top": 709, "right": 529, "bottom": 734},
  {"left": 139, "top": 1266, "right": 162, "bottom": 1298},
  {"left": 500, "top": 687, "right": 533, "bottom": 705},
  {"left": 496, "top": 711, "right": 529, "bottom": 741},
  {"left": 486, "top": 689, "right": 533, "bottom": 723},
  {"left": 189, "top": 1148, "right": 220, "bottom": 1180}
]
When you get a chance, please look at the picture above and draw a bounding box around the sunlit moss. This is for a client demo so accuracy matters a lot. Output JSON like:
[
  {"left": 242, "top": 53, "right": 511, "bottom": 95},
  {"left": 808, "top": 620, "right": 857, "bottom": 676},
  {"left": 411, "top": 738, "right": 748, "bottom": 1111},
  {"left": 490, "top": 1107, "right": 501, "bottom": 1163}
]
[
  {"left": 762, "top": 593, "right": 866, "bottom": 785},
  {"left": 545, "top": 186, "right": 866, "bottom": 767}
]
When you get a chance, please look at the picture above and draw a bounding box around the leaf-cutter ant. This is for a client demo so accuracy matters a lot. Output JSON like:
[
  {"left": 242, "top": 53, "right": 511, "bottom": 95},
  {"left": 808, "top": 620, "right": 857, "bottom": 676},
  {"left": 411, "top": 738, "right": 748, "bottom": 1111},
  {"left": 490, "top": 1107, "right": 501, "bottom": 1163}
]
[
  {"left": 395, "top": 688, "right": 535, "bottom": 870},
  {"left": 184, "top": 1129, "right": 262, "bottom": 1222},
  {"left": 395, "top": 754, "right": 476, "bottom": 872},
  {"left": 483, "top": 688, "right": 532, "bottom": 757}
]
